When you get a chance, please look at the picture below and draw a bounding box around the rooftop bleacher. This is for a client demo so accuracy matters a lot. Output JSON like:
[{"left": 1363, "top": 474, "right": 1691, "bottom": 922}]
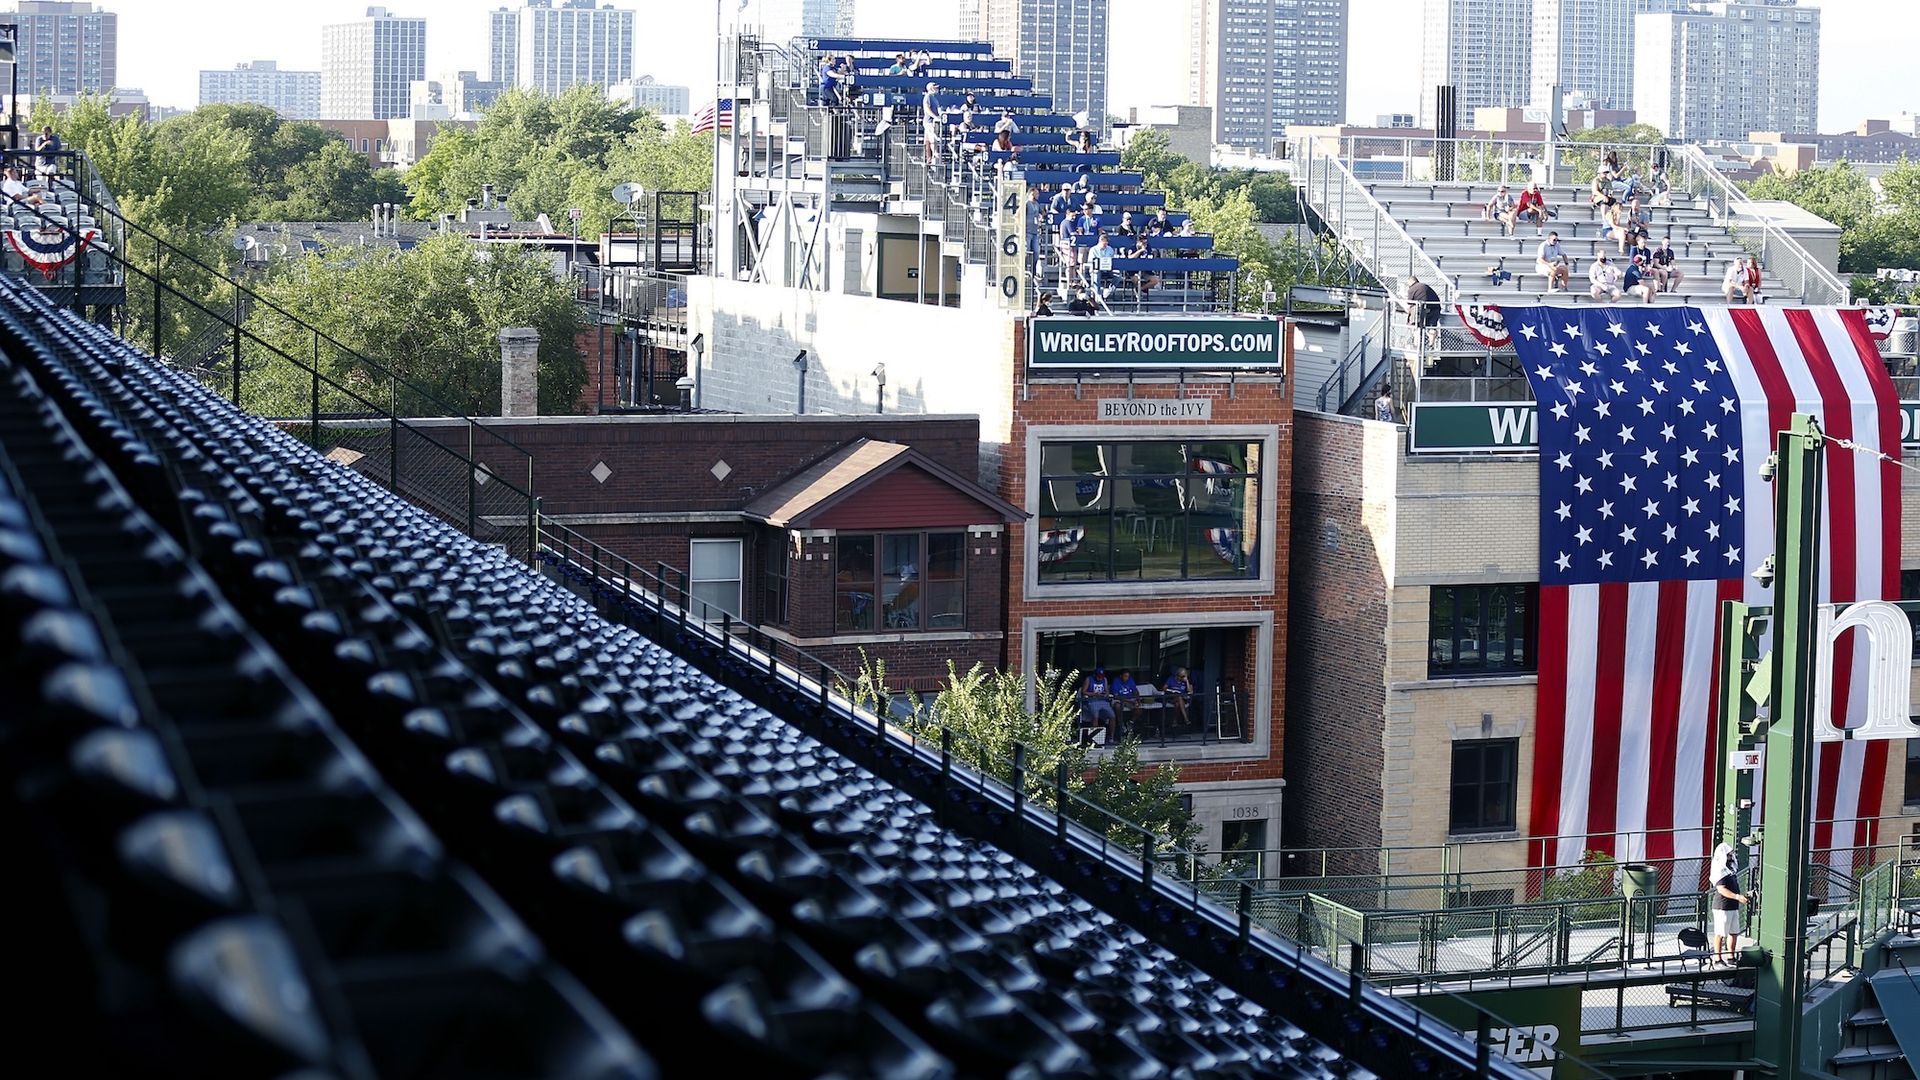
[
  {"left": 0, "top": 269, "right": 1518, "bottom": 1074},
  {"left": 743, "top": 34, "right": 1239, "bottom": 313}
]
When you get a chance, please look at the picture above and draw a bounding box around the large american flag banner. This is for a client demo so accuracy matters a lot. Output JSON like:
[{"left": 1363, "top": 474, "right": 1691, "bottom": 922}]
[{"left": 1511, "top": 305, "right": 1901, "bottom": 870}]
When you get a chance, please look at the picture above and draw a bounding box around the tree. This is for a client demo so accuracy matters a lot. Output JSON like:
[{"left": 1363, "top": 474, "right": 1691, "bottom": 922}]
[
  {"left": 403, "top": 85, "right": 711, "bottom": 238},
  {"left": 846, "top": 657, "right": 1201, "bottom": 853},
  {"left": 273, "top": 140, "right": 409, "bottom": 221},
  {"left": 1743, "top": 161, "right": 1918, "bottom": 274},
  {"left": 1563, "top": 123, "right": 1667, "bottom": 185},
  {"left": 243, "top": 233, "right": 587, "bottom": 416}
]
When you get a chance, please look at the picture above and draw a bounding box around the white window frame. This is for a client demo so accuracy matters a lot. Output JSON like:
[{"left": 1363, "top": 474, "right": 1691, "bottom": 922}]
[{"left": 688, "top": 538, "right": 743, "bottom": 622}]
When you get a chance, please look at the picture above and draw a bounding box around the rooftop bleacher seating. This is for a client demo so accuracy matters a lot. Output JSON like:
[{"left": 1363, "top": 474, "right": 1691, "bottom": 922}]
[{"left": 0, "top": 269, "right": 1503, "bottom": 1072}]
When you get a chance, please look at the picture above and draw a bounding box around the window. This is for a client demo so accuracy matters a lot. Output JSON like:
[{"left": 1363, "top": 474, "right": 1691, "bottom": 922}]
[
  {"left": 1428, "top": 584, "right": 1538, "bottom": 678},
  {"left": 1221, "top": 817, "right": 1267, "bottom": 878},
  {"left": 688, "top": 538, "right": 742, "bottom": 621},
  {"left": 1907, "top": 741, "right": 1920, "bottom": 809},
  {"left": 1037, "top": 440, "right": 1261, "bottom": 584},
  {"left": 1450, "top": 739, "right": 1518, "bottom": 834},
  {"left": 836, "top": 532, "right": 965, "bottom": 633},
  {"left": 759, "top": 533, "right": 789, "bottom": 626}
]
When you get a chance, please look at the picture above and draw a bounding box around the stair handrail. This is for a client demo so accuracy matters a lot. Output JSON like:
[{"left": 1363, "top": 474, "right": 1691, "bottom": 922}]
[
  {"left": 1295, "top": 138, "right": 1459, "bottom": 305},
  {"left": 1315, "top": 327, "right": 1376, "bottom": 413},
  {"left": 53, "top": 157, "right": 539, "bottom": 474},
  {"left": 1671, "top": 143, "right": 1850, "bottom": 306}
]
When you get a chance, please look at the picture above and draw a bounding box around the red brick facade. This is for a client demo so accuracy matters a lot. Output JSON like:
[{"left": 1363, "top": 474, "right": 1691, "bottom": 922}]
[{"left": 1002, "top": 321, "right": 1294, "bottom": 785}]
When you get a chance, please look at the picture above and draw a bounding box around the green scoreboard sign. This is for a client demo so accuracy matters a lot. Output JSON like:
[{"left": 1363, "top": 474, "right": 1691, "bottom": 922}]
[
  {"left": 1409, "top": 402, "right": 1920, "bottom": 454},
  {"left": 1027, "top": 316, "right": 1284, "bottom": 371}
]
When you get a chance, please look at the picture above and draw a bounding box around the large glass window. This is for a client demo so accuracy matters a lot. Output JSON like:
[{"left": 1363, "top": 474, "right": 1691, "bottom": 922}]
[
  {"left": 836, "top": 532, "right": 965, "bottom": 633},
  {"left": 1037, "top": 440, "right": 1261, "bottom": 584},
  {"left": 1450, "top": 739, "right": 1518, "bottom": 835},
  {"left": 1428, "top": 584, "right": 1538, "bottom": 679}
]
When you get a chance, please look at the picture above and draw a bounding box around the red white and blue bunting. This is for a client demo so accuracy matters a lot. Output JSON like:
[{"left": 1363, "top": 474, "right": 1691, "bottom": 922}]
[{"left": 8, "top": 225, "right": 96, "bottom": 279}]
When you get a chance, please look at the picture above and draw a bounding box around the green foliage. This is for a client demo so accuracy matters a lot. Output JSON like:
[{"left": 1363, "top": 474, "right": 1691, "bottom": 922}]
[
  {"left": 845, "top": 655, "right": 1200, "bottom": 853},
  {"left": 1564, "top": 124, "right": 1668, "bottom": 185},
  {"left": 1744, "top": 158, "right": 1920, "bottom": 275},
  {"left": 1116, "top": 129, "right": 1360, "bottom": 310},
  {"left": 1539, "top": 849, "right": 1621, "bottom": 919},
  {"left": 405, "top": 85, "right": 711, "bottom": 238},
  {"left": 1453, "top": 142, "right": 1530, "bottom": 184},
  {"left": 242, "top": 233, "right": 586, "bottom": 416}
]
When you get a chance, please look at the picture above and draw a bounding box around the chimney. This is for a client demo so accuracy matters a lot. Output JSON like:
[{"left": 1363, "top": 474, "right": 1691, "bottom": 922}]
[{"left": 499, "top": 328, "right": 540, "bottom": 417}]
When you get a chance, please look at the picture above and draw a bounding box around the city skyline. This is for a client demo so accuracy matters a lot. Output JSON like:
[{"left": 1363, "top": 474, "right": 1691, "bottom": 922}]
[{"left": 70, "top": 0, "right": 1919, "bottom": 133}]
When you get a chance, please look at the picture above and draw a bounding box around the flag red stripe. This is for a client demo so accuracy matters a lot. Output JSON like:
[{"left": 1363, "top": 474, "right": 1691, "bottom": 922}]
[
  {"left": 1528, "top": 583, "right": 1571, "bottom": 874},
  {"left": 1642, "top": 578, "right": 1692, "bottom": 861},
  {"left": 1585, "top": 581, "right": 1632, "bottom": 854}
]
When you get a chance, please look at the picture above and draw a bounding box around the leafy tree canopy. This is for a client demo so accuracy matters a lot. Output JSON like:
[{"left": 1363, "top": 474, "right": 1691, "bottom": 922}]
[
  {"left": 244, "top": 233, "right": 586, "bottom": 416},
  {"left": 404, "top": 85, "right": 712, "bottom": 238}
]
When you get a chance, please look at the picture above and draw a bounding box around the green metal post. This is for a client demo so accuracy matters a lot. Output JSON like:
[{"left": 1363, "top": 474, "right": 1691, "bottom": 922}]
[
  {"left": 1753, "top": 413, "right": 1825, "bottom": 1073},
  {"left": 1713, "top": 599, "right": 1763, "bottom": 850},
  {"left": 230, "top": 289, "right": 242, "bottom": 406}
]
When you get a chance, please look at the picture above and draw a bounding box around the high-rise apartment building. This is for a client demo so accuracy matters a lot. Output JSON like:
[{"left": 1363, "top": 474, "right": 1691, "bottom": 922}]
[
  {"left": 1634, "top": 0, "right": 1819, "bottom": 142},
  {"left": 609, "top": 75, "right": 692, "bottom": 117},
  {"left": 7, "top": 1, "right": 116, "bottom": 97},
  {"left": 198, "top": 61, "right": 322, "bottom": 120},
  {"left": 1186, "top": 0, "right": 1347, "bottom": 152},
  {"left": 961, "top": 0, "right": 1109, "bottom": 131},
  {"left": 755, "top": 0, "right": 856, "bottom": 42},
  {"left": 1531, "top": 0, "right": 1633, "bottom": 110},
  {"left": 488, "top": 1, "right": 635, "bottom": 96},
  {"left": 321, "top": 7, "right": 426, "bottom": 120},
  {"left": 1417, "top": 0, "right": 1532, "bottom": 128}
]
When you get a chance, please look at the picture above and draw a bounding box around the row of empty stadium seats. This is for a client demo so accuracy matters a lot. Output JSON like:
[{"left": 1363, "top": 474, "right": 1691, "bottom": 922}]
[{"left": 0, "top": 272, "right": 1517, "bottom": 1074}]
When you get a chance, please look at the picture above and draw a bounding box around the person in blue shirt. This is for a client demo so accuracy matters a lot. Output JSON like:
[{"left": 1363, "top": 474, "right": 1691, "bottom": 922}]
[
  {"left": 1162, "top": 667, "right": 1193, "bottom": 727},
  {"left": 1111, "top": 669, "right": 1141, "bottom": 734},
  {"left": 1082, "top": 666, "right": 1115, "bottom": 735},
  {"left": 1624, "top": 254, "right": 1657, "bottom": 304}
]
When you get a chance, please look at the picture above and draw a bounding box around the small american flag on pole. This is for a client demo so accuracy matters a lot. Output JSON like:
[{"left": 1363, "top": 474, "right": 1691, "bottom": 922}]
[{"left": 690, "top": 98, "right": 733, "bottom": 135}]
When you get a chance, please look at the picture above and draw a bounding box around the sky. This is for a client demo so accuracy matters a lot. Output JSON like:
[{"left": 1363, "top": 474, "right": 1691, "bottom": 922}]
[{"left": 114, "top": 0, "right": 1911, "bottom": 133}]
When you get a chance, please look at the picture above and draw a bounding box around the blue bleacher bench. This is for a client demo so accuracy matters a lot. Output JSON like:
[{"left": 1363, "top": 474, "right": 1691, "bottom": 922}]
[
  {"left": 965, "top": 132, "right": 1074, "bottom": 147},
  {"left": 986, "top": 150, "right": 1122, "bottom": 167},
  {"left": 858, "top": 73, "right": 1033, "bottom": 93},
  {"left": 957, "top": 113, "right": 1077, "bottom": 128},
  {"left": 1073, "top": 234, "right": 1213, "bottom": 250},
  {"left": 1112, "top": 256, "right": 1236, "bottom": 273},
  {"left": 1082, "top": 212, "right": 1188, "bottom": 229},
  {"left": 804, "top": 37, "right": 994, "bottom": 55},
  {"left": 1018, "top": 170, "right": 1146, "bottom": 188},
  {"left": 1061, "top": 192, "right": 1166, "bottom": 209},
  {"left": 852, "top": 56, "right": 1011, "bottom": 73}
]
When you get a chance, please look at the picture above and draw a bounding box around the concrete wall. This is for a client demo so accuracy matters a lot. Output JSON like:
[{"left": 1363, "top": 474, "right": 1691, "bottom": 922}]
[{"left": 688, "top": 276, "right": 1020, "bottom": 486}]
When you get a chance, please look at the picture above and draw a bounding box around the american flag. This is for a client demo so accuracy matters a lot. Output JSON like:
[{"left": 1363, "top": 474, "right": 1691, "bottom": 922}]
[
  {"left": 690, "top": 98, "right": 733, "bottom": 136},
  {"left": 1512, "top": 305, "right": 1901, "bottom": 870}
]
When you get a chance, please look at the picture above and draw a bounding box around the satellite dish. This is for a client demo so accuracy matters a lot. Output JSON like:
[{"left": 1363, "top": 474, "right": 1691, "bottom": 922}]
[
  {"left": 612, "top": 182, "right": 645, "bottom": 206},
  {"left": 232, "top": 234, "right": 256, "bottom": 252}
]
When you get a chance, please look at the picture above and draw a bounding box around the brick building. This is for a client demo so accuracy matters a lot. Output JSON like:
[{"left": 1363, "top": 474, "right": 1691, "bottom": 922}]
[{"left": 440, "top": 413, "right": 1020, "bottom": 687}]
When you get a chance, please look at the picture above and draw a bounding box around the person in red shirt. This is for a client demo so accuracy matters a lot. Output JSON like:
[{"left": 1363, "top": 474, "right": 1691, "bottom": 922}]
[
  {"left": 1505, "top": 180, "right": 1548, "bottom": 236},
  {"left": 1744, "top": 258, "right": 1763, "bottom": 299}
]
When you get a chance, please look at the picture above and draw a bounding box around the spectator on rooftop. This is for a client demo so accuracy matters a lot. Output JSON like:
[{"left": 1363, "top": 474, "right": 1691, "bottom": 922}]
[
  {"left": 1647, "top": 164, "right": 1673, "bottom": 207},
  {"left": 1535, "top": 230, "right": 1571, "bottom": 293},
  {"left": 1589, "top": 172, "right": 1611, "bottom": 208},
  {"left": 1148, "top": 207, "right": 1174, "bottom": 235},
  {"left": 1080, "top": 191, "right": 1101, "bottom": 229},
  {"left": 921, "top": 82, "right": 942, "bottom": 165},
  {"left": 1482, "top": 183, "right": 1515, "bottom": 224},
  {"left": 1068, "top": 286, "right": 1098, "bottom": 316},
  {"left": 1090, "top": 231, "right": 1117, "bottom": 299},
  {"left": 1624, "top": 255, "right": 1657, "bottom": 304},
  {"left": 1035, "top": 292, "right": 1056, "bottom": 316},
  {"left": 1506, "top": 181, "right": 1548, "bottom": 236},
  {"left": 1127, "top": 233, "right": 1151, "bottom": 261},
  {"left": 1058, "top": 208, "right": 1083, "bottom": 279},
  {"left": 1602, "top": 200, "right": 1633, "bottom": 255},
  {"left": 1374, "top": 381, "right": 1397, "bottom": 423},
  {"left": 910, "top": 49, "right": 933, "bottom": 77},
  {"left": 1627, "top": 235, "right": 1653, "bottom": 271},
  {"left": 1745, "top": 256, "right": 1764, "bottom": 300},
  {"left": 960, "top": 92, "right": 981, "bottom": 130},
  {"left": 886, "top": 54, "right": 909, "bottom": 76},
  {"left": 1650, "top": 237, "right": 1683, "bottom": 290},
  {"left": 1, "top": 167, "right": 43, "bottom": 207},
  {"left": 1404, "top": 275, "right": 1441, "bottom": 349},
  {"left": 1114, "top": 209, "right": 1135, "bottom": 237},
  {"left": 1072, "top": 129, "right": 1094, "bottom": 154},
  {"left": 1048, "top": 183, "right": 1071, "bottom": 226},
  {"left": 994, "top": 111, "right": 1019, "bottom": 136},
  {"left": 993, "top": 128, "right": 1015, "bottom": 156},
  {"left": 1588, "top": 252, "right": 1622, "bottom": 302},
  {"left": 1602, "top": 149, "right": 1622, "bottom": 178},
  {"left": 818, "top": 55, "right": 841, "bottom": 105}
]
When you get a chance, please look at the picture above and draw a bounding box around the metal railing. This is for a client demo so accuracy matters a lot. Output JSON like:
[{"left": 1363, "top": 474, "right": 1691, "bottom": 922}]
[
  {"left": 1672, "top": 143, "right": 1850, "bottom": 306},
  {"left": 1295, "top": 137, "right": 1458, "bottom": 304}
]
